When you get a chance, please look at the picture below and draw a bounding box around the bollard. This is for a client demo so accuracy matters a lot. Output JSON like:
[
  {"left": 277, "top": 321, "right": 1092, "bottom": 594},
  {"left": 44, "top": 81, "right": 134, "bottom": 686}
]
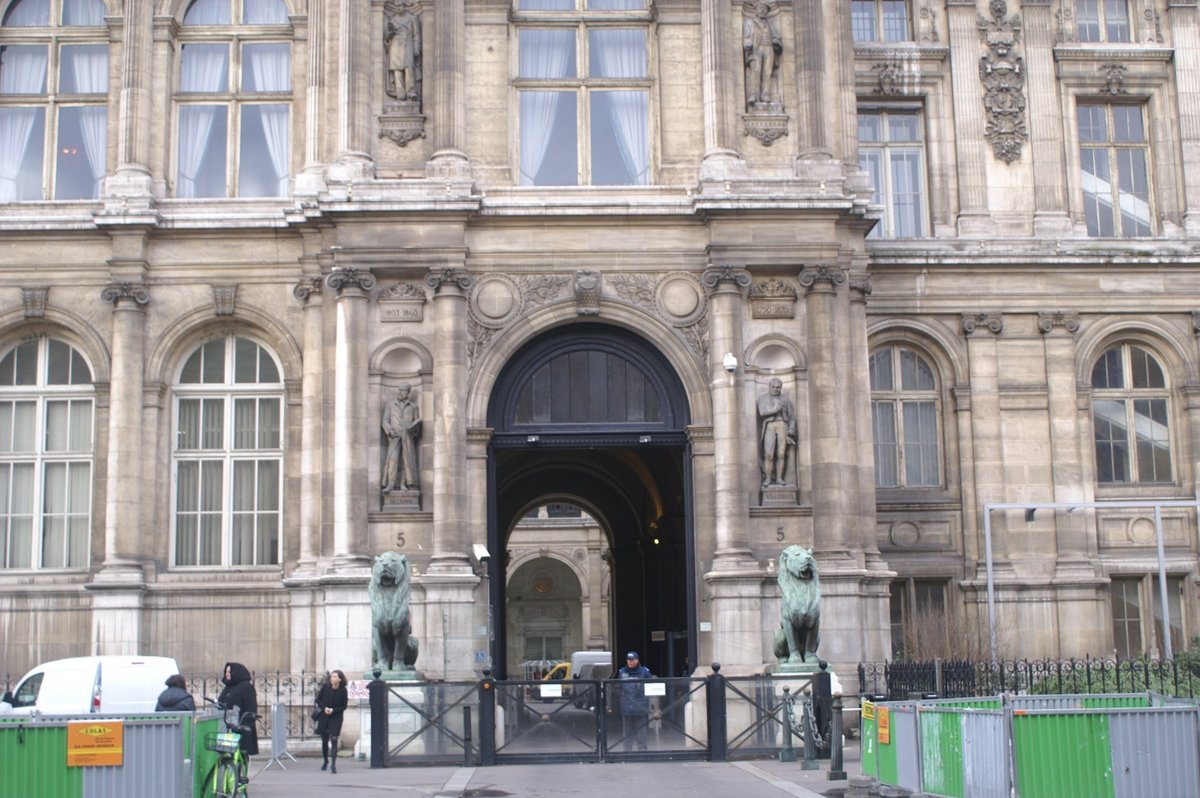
[
  {"left": 478, "top": 669, "right": 496, "bottom": 766},
  {"left": 369, "top": 668, "right": 388, "bottom": 769},
  {"left": 800, "top": 690, "right": 819, "bottom": 770},
  {"left": 707, "top": 663, "right": 728, "bottom": 762},
  {"left": 463, "top": 705, "right": 473, "bottom": 767},
  {"left": 779, "top": 687, "right": 797, "bottom": 762},
  {"left": 827, "top": 694, "right": 846, "bottom": 780}
]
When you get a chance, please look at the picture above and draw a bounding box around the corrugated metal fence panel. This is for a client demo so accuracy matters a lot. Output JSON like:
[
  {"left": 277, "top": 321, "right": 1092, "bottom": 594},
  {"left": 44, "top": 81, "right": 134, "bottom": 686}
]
[
  {"left": 860, "top": 703, "right": 878, "bottom": 780},
  {"left": 872, "top": 701, "right": 916, "bottom": 787},
  {"left": 1012, "top": 712, "right": 1115, "bottom": 798},
  {"left": 919, "top": 709, "right": 964, "bottom": 798},
  {"left": 891, "top": 706, "right": 921, "bottom": 793},
  {"left": 0, "top": 719, "right": 83, "bottom": 798},
  {"left": 81, "top": 717, "right": 186, "bottom": 798},
  {"left": 961, "top": 711, "right": 1009, "bottom": 798},
  {"left": 192, "top": 714, "right": 223, "bottom": 798},
  {"left": 1109, "top": 708, "right": 1200, "bottom": 798},
  {"left": 1008, "top": 693, "right": 1147, "bottom": 711}
]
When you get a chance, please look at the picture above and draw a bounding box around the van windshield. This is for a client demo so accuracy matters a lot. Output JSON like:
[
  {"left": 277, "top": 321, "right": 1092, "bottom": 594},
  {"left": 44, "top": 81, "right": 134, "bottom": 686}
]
[{"left": 10, "top": 672, "right": 43, "bottom": 708}]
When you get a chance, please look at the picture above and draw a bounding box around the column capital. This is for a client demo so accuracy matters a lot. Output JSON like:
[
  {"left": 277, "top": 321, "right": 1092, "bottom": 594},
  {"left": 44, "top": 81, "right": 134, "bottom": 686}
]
[
  {"left": 849, "top": 277, "right": 873, "bottom": 303},
  {"left": 701, "top": 265, "right": 751, "bottom": 295},
  {"left": 293, "top": 276, "right": 325, "bottom": 302},
  {"left": 325, "top": 267, "right": 377, "bottom": 294},
  {"left": 798, "top": 265, "right": 846, "bottom": 295},
  {"left": 961, "top": 312, "right": 1004, "bottom": 335},
  {"left": 1038, "top": 311, "right": 1080, "bottom": 335},
  {"left": 424, "top": 267, "right": 474, "bottom": 294},
  {"left": 101, "top": 283, "right": 150, "bottom": 306}
]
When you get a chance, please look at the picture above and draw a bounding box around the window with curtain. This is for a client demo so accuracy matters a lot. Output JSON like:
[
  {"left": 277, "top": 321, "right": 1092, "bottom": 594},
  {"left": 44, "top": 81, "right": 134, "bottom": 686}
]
[
  {"left": 175, "top": 0, "right": 291, "bottom": 198},
  {"left": 0, "top": 0, "right": 108, "bottom": 201},
  {"left": 1091, "top": 343, "right": 1172, "bottom": 484},
  {"left": 1075, "top": 0, "right": 1131, "bottom": 42},
  {"left": 851, "top": 0, "right": 911, "bottom": 42},
  {"left": 870, "top": 344, "right": 940, "bottom": 488},
  {"left": 515, "top": 0, "right": 651, "bottom": 186},
  {"left": 859, "top": 108, "right": 928, "bottom": 238},
  {"left": 172, "top": 335, "right": 283, "bottom": 567},
  {"left": 1111, "top": 575, "right": 1186, "bottom": 659},
  {"left": 0, "top": 335, "right": 94, "bottom": 569},
  {"left": 1077, "top": 103, "right": 1152, "bottom": 237}
]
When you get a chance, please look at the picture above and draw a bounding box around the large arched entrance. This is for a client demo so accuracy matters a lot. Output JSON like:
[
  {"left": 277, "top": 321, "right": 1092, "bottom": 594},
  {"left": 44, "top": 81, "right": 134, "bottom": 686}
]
[{"left": 486, "top": 323, "right": 694, "bottom": 678}]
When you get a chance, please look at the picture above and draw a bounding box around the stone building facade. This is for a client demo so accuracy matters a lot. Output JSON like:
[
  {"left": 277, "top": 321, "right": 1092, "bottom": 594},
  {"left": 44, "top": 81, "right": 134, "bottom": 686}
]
[{"left": 0, "top": 0, "right": 1198, "bottom": 684}]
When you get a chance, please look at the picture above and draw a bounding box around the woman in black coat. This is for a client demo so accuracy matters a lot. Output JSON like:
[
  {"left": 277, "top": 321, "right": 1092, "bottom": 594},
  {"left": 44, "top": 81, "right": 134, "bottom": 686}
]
[
  {"left": 313, "top": 669, "right": 348, "bottom": 772},
  {"left": 217, "top": 662, "right": 259, "bottom": 756}
]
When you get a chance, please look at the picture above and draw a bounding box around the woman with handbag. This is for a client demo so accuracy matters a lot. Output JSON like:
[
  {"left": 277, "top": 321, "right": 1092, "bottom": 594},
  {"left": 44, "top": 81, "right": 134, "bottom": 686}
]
[{"left": 313, "top": 670, "right": 348, "bottom": 772}]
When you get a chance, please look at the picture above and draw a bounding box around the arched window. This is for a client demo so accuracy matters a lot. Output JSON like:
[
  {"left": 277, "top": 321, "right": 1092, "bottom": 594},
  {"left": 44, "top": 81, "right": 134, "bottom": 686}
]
[
  {"left": 870, "top": 344, "right": 940, "bottom": 488},
  {"left": 174, "top": 0, "right": 291, "bottom": 198},
  {"left": 0, "top": 0, "right": 109, "bottom": 201},
  {"left": 0, "top": 335, "right": 94, "bottom": 568},
  {"left": 172, "top": 334, "right": 283, "bottom": 566},
  {"left": 1091, "top": 343, "right": 1172, "bottom": 483}
]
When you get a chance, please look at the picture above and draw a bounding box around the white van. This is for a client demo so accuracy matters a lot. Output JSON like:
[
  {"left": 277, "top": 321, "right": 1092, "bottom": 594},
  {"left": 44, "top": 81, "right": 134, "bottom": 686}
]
[
  {"left": 542, "top": 651, "right": 613, "bottom": 682},
  {"left": 0, "top": 655, "right": 181, "bottom": 716}
]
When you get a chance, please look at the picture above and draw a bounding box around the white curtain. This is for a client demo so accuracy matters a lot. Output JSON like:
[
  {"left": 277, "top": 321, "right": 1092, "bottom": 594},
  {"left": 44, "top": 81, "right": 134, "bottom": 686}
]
[
  {"left": 177, "top": 105, "right": 221, "bottom": 197},
  {"left": 590, "top": 30, "right": 647, "bottom": 184},
  {"left": 0, "top": 108, "right": 42, "bottom": 202},
  {"left": 243, "top": 43, "right": 290, "bottom": 92},
  {"left": 65, "top": 46, "right": 108, "bottom": 194},
  {"left": 588, "top": 0, "right": 642, "bottom": 8},
  {"left": 518, "top": 30, "right": 573, "bottom": 185},
  {"left": 62, "top": 0, "right": 106, "bottom": 26},
  {"left": 180, "top": 44, "right": 228, "bottom": 92},
  {"left": 2, "top": 0, "right": 49, "bottom": 26},
  {"left": 183, "top": 0, "right": 229, "bottom": 25},
  {"left": 243, "top": 0, "right": 289, "bottom": 24},
  {"left": 0, "top": 46, "right": 48, "bottom": 94},
  {"left": 258, "top": 106, "right": 288, "bottom": 196}
]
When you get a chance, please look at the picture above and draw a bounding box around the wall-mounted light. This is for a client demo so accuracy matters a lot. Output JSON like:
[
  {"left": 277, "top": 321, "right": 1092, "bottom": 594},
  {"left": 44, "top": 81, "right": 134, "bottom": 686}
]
[
  {"left": 639, "top": 435, "right": 651, "bottom": 444},
  {"left": 526, "top": 435, "right": 539, "bottom": 443}
]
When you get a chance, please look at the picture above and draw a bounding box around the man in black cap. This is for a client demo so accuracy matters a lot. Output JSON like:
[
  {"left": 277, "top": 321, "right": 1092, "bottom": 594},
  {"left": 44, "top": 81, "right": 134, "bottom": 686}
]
[{"left": 616, "top": 651, "right": 652, "bottom": 751}]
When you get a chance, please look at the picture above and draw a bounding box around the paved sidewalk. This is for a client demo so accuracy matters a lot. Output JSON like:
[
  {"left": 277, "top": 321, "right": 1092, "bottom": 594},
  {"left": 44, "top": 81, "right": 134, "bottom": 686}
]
[{"left": 244, "top": 745, "right": 858, "bottom": 797}]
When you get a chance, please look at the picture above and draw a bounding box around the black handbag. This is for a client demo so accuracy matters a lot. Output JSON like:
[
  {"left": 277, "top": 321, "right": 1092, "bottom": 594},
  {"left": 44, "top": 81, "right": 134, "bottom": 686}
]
[{"left": 311, "top": 706, "right": 322, "bottom": 722}]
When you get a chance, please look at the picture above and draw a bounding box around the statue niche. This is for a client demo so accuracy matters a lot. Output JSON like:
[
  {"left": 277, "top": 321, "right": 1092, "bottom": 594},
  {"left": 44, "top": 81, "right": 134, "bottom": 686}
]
[
  {"left": 741, "top": 1, "right": 788, "bottom": 145},
  {"left": 772, "top": 545, "right": 821, "bottom": 665},
  {"left": 379, "top": 0, "right": 425, "bottom": 146},
  {"left": 756, "top": 377, "right": 798, "bottom": 505}
]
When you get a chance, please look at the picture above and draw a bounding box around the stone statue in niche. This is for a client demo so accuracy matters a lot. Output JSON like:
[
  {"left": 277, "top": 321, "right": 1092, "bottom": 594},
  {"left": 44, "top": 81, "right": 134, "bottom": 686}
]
[
  {"left": 743, "top": 1, "right": 783, "bottom": 112},
  {"left": 382, "top": 383, "right": 422, "bottom": 494},
  {"left": 385, "top": 0, "right": 422, "bottom": 104},
  {"left": 757, "top": 377, "right": 797, "bottom": 488}
]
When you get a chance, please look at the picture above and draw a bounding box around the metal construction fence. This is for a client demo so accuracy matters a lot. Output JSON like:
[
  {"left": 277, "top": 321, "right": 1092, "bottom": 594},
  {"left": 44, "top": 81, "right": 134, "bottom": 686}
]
[
  {"left": 861, "top": 693, "right": 1200, "bottom": 798},
  {"left": 858, "top": 656, "right": 1200, "bottom": 700}
]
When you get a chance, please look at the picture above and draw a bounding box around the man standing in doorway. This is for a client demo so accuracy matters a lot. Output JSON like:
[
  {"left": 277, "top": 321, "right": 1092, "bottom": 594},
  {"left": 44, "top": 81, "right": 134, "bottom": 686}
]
[{"left": 617, "top": 651, "right": 652, "bottom": 751}]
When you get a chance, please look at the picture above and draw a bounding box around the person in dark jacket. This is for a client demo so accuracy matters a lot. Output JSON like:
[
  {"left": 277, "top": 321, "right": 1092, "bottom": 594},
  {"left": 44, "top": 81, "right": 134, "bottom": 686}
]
[
  {"left": 217, "top": 662, "right": 259, "bottom": 756},
  {"left": 617, "top": 651, "right": 652, "bottom": 751},
  {"left": 314, "top": 669, "right": 349, "bottom": 773},
  {"left": 155, "top": 674, "right": 196, "bottom": 712}
]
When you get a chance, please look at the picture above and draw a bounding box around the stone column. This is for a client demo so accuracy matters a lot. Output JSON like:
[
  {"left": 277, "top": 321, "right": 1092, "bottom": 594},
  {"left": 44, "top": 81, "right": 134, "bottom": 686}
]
[
  {"left": 961, "top": 313, "right": 1007, "bottom": 565},
  {"left": 429, "top": 0, "right": 469, "bottom": 172},
  {"left": 1023, "top": 0, "right": 1072, "bottom": 234},
  {"left": 792, "top": 0, "right": 828, "bottom": 156},
  {"left": 848, "top": 277, "right": 882, "bottom": 566},
  {"left": 294, "top": 0, "right": 326, "bottom": 194},
  {"left": 699, "top": 0, "right": 740, "bottom": 167},
  {"left": 107, "top": 0, "right": 153, "bottom": 197},
  {"left": 801, "top": 264, "right": 856, "bottom": 560},
  {"left": 326, "top": 267, "right": 375, "bottom": 571},
  {"left": 330, "top": 0, "right": 374, "bottom": 179},
  {"left": 292, "top": 273, "right": 326, "bottom": 571},
  {"left": 946, "top": 0, "right": 993, "bottom": 235},
  {"left": 1171, "top": 0, "right": 1200, "bottom": 235}
]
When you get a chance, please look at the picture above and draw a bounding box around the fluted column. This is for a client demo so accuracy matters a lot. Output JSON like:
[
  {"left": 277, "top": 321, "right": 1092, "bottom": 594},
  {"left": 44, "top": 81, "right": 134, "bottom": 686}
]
[
  {"left": 425, "top": 267, "right": 473, "bottom": 571},
  {"left": 1171, "top": 0, "right": 1200, "bottom": 234},
  {"left": 295, "top": 0, "right": 327, "bottom": 193},
  {"left": 699, "top": 0, "right": 739, "bottom": 161},
  {"left": 1023, "top": 0, "right": 1072, "bottom": 234},
  {"left": 108, "top": 0, "right": 153, "bottom": 194},
  {"left": 793, "top": 0, "right": 829, "bottom": 156},
  {"left": 946, "top": 0, "right": 993, "bottom": 235},
  {"left": 430, "top": 0, "right": 468, "bottom": 165},
  {"left": 293, "top": 274, "right": 326, "bottom": 570},
  {"left": 327, "top": 267, "right": 375, "bottom": 570},
  {"left": 332, "top": 0, "right": 373, "bottom": 176},
  {"left": 700, "top": 265, "right": 752, "bottom": 565}
]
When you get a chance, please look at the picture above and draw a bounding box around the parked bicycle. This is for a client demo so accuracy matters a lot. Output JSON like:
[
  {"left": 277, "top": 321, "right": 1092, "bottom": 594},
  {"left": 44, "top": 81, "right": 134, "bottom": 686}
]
[{"left": 203, "top": 701, "right": 258, "bottom": 798}]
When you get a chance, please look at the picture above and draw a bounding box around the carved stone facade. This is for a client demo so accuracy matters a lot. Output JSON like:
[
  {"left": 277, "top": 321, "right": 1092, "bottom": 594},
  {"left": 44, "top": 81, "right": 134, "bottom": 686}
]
[{"left": 0, "top": 0, "right": 1198, "bottom": 693}]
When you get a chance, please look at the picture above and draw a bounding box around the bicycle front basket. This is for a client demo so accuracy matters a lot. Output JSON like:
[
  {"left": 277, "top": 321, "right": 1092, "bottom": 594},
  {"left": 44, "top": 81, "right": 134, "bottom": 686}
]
[{"left": 205, "top": 731, "right": 242, "bottom": 754}]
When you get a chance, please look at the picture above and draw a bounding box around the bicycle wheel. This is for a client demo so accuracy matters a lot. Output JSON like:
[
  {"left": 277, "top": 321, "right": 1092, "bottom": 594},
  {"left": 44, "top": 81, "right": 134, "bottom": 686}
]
[{"left": 214, "top": 760, "right": 239, "bottom": 798}]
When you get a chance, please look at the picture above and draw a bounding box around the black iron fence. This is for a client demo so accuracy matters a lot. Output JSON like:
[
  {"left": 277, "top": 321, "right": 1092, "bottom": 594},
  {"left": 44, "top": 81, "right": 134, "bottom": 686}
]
[{"left": 858, "top": 656, "right": 1200, "bottom": 700}]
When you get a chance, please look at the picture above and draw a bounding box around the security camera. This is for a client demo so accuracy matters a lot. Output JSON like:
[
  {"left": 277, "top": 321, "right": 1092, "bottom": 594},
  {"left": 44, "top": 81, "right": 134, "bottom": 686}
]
[
  {"left": 722, "top": 352, "right": 738, "bottom": 373},
  {"left": 472, "top": 543, "right": 491, "bottom": 565}
]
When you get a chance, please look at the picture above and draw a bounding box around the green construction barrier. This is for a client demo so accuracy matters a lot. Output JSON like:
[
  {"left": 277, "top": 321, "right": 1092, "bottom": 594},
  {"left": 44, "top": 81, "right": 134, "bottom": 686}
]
[
  {"left": 1011, "top": 712, "right": 1115, "bottom": 798},
  {"left": 0, "top": 718, "right": 82, "bottom": 798},
  {"left": 860, "top": 700, "right": 878, "bottom": 779},
  {"left": 192, "top": 714, "right": 223, "bottom": 798},
  {"left": 920, "top": 710, "right": 966, "bottom": 798}
]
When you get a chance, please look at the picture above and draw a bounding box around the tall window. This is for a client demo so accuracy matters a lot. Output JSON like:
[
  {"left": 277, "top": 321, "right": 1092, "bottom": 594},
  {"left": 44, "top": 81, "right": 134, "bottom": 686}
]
[
  {"left": 515, "top": 0, "right": 650, "bottom": 186},
  {"left": 0, "top": 336, "right": 94, "bottom": 569},
  {"left": 172, "top": 335, "right": 283, "bottom": 567},
  {"left": 1111, "top": 575, "right": 1185, "bottom": 658},
  {"left": 175, "top": 0, "right": 291, "bottom": 198},
  {"left": 0, "top": 0, "right": 108, "bottom": 201},
  {"left": 851, "top": 0, "right": 910, "bottom": 42},
  {"left": 1091, "top": 343, "right": 1171, "bottom": 484},
  {"left": 859, "top": 109, "right": 928, "bottom": 238},
  {"left": 889, "top": 579, "right": 946, "bottom": 658},
  {"left": 870, "top": 345, "right": 939, "bottom": 488},
  {"left": 1078, "top": 103, "right": 1151, "bottom": 237},
  {"left": 1076, "top": 0, "right": 1131, "bottom": 43}
]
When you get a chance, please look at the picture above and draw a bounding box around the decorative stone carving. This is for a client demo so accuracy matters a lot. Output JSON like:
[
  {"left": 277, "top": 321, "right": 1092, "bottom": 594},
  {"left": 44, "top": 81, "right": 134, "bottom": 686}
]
[
  {"left": 326, "top": 267, "right": 377, "bottom": 293},
  {"left": 574, "top": 270, "right": 601, "bottom": 316},
  {"left": 1192, "top": 311, "right": 1200, "bottom": 335},
  {"left": 610, "top": 273, "right": 658, "bottom": 307},
  {"left": 961, "top": 312, "right": 1004, "bottom": 335},
  {"left": 472, "top": 275, "right": 522, "bottom": 327},
  {"left": 381, "top": 383, "right": 421, "bottom": 505},
  {"left": 1038, "top": 311, "right": 1080, "bottom": 334},
  {"left": 100, "top": 283, "right": 150, "bottom": 306},
  {"left": 1142, "top": 8, "right": 1163, "bottom": 44},
  {"left": 742, "top": 1, "right": 783, "bottom": 112},
  {"left": 424, "top": 267, "right": 473, "bottom": 294},
  {"left": 875, "top": 62, "right": 904, "bottom": 95},
  {"left": 656, "top": 275, "right": 706, "bottom": 326},
  {"left": 212, "top": 284, "right": 237, "bottom": 316},
  {"left": 379, "top": 0, "right": 425, "bottom": 146},
  {"left": 849, "top": 277, "right": 873, "bottom": 302},
  {"left": 521, "top": 274, "right": 570, "bottom": 311},
  {"left": 749, "top": 278, "right": 797, "bottom": 319},
  {"left": 293, "top": 276, "right": 323, "bottom": 301},
  {"left": 772, "top": 545, "right": 821, "bottom": 664},
  {"left": 22, "top": 287, "right": 48, "bottom": 318},
  {"left": 1054, "top": 5, "right": 1077, "bottom": 44},
  {"left": 1100, "top": 63, "right": 1126, "bottom": 95},
  {"left": 610, "top": 273, "right": 709, "bottom": 361},
  {"left": 743, "top": 114, "right": 788, "bottom": 146},
  {"left": 700, "top": 265, "right": 752, "bottom": 294},
  {"left": 370, "top": 551, "right": 419, "bottom": 672},
  {"left": 919, "top": 4, "right": 940, "bottom": 42},
  {"left": 379, "top": 282, "right": 426, "bottom": 323},
  {"left": 757, "top": 377, "right": 797, "bottom": 489},
  {"left": 978, "top": 0, "right": 1027, "bottom": 164},
  {"left": 798, "top": 264, "right": 845, "bottom": 294}
]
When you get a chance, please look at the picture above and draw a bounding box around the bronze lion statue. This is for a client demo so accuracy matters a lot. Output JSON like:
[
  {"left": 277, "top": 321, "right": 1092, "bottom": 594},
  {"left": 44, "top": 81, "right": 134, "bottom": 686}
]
[
  {"left": 772, "top": 545, "right": 821, "bottom": 664},
  {"left": 369, "top": 551, "right": 419, "bottom": 671}
]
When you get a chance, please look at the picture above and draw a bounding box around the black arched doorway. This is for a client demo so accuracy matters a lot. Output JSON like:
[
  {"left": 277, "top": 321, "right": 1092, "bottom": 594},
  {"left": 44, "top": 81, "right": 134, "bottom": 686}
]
[{"left": 486, "top": 323, "right": 694, "bottom": 678}]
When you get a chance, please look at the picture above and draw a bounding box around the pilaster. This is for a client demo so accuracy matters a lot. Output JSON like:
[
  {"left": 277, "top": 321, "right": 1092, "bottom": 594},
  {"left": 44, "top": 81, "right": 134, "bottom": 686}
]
[
  {"left": 107, "top": 0, "right": 154, "bottom": 199},
  {"left": 331, "top": 0, "right": 374, "bottom": 180},
  {"left": 699, "top": 0, "right": 743, "bottom": 172},
  {"left": 946, "top": 0, "right": 994, "bottom": 235},
  {"left": 1023, "top": 0, "right": 1073, "bottom": 234},
  {"left": 429, "top": 0, "right": 470, "bottom": 173},
  {"left": 1170, "top": 0, "right": 1200, "bottom": 234},
  {"left": 848, "top": 278, "right": 883, "bottom": 567},
  {"left": 292, "top": 268, "right": 326, "bottom": 573},
  {"left": 961, "top": 312, "right": 1008, "bottom": 569}
]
